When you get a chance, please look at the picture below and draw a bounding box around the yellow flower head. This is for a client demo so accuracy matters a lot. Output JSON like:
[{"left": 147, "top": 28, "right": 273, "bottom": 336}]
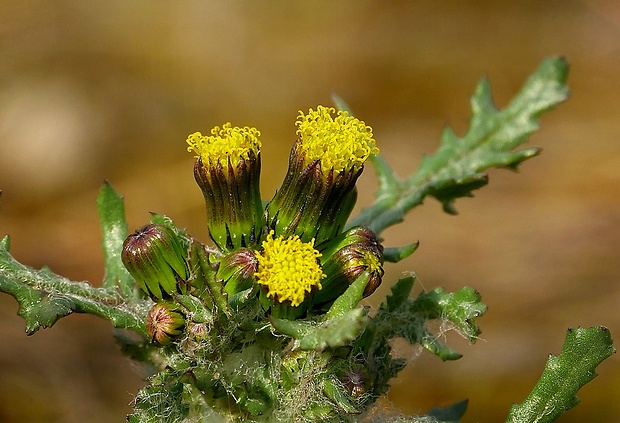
[
  {"left": 255, "top": 231, "right": 325, "bottom": 307},
  {"left": 186, "top": 123, "right": 261, "bottom": 168},
  {"left": 295, "top": 106, "right": 379, "bottom": 175}
]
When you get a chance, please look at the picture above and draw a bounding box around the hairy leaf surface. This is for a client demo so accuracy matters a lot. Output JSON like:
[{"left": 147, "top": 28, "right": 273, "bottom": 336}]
[{"left": 350, "top": 57, "right": 570, "bottom": 234}]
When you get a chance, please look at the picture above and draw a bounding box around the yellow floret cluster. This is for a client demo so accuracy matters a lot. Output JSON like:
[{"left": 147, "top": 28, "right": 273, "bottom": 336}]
[
  {"left": 186, "top": 123, "right": 261, "bottom": 168},
  {"left": 359, "top": 249, "right": 383, "bottom": 274},
  {"left": 255, "top": 231, "right": 325, "bottom": 307},
  {"left": 295, "top": 106, "right": 379, "bottom": 175}
]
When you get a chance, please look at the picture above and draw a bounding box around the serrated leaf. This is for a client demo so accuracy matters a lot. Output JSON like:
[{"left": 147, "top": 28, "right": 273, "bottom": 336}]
[
  {"left": 419, "top": 328, "right": 463, "bottom": 361},
  {"left": 349, "top": 57, "right": 569, "bottom": 234},
  {"left": 506, "top": 326, "right": 615, "bottom": 423},
  {"left": 0, "top": 242, "right": 148, "bottom": 336},
  {"left": 271, "top": 308, "right": 369, "bottom": 351},
  {"left": 97, "top": 181, "right": 135, "bottom": 298},
  {"left": 425, "top": 172, "right": 489, "bottom": 215},
  {"left": 415, "top": 287, "right": 486, "bottom": 341},
  {"left": 376, "top": 285, "right": 486, "bottom": 361},
  {"left": 382, "top": 275, "right": 416, "bottom": 313}
]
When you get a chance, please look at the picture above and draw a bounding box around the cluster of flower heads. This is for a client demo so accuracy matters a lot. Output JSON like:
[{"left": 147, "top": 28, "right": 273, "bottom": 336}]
[{"left": 121, "top": 105, "right": 384, "bottom": 343}]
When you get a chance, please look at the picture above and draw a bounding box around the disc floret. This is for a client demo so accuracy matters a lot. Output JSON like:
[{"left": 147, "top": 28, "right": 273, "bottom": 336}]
[
  {"left": 295, "top": 105, "right": 379, "bottom": 176},
  {"left": 255, "top": 231, "right": 325, "bottom": 308},
  {"left": 186, "top": 123, "right": 261, "bottom": 169}
]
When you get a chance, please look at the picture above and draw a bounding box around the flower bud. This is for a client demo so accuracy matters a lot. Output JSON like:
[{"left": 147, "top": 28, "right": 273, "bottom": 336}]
[
  {"left": 187, "top": 124, "right": 264, "bottom": 251},
  {"left": 121, "top": 224, "right": 189, "bottom": 300},
  {"left": 313, "top": 226, "right": 384, "bottom": 307},
  {"left": 146, "top": 302, "right": 186, "bottom": 345},
  {"left": 340, "top": 364, "right": 370, "bottom": 399},
  {"left": 217, "top": 247, "right": 258, "bottom": 296},
  {"left": 187, "top": 321, "right": 210, "bottom": 341},
  {"left": 265, "top": 106, "right": 378, "bottom": 245}
]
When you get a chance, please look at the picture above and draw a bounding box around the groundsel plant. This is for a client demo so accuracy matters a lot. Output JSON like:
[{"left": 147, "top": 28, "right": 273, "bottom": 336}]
[{"left": 0, "top": 57, "right": 615, "bottom": 422}]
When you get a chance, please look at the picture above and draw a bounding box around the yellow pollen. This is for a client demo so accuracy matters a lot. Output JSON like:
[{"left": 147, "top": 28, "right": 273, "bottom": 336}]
[
  {"left": 359, "top": 249, "right": 382, "bottom": 274},
  {"left": 255, "top": 231, "right": 325, "bottom": 307},
  {"left": 295, "top": 106, "right": 379, "bottom": 175},
  {"left": 186, "top": 123, "right": 261, "bottom": 168}
]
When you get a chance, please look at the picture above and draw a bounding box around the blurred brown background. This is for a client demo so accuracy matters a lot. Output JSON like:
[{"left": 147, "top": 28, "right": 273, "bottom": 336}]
[{"left": 0, "top": 1, "right": 619, "bottom": 422}]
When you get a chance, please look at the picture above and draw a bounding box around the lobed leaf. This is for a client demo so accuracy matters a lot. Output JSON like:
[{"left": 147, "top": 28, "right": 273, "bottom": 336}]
[
  {"left": 382, "top": 275, "right": 416, "bottom": 313},
  {"left": 376, "top": 281, "right": 486, "bottom": 361},
  {"left": 0, "top": 237, "right": 148, "bottom": 336},
  {"left": 413, "top": 286, "right": 486, "bottom": 341},
  {"left": 506, "top": 326, "right": 615, "bottom": 423},
  {"left": 349, "top": 57, "right": 570, "bottom": 235},
  {"left": 271, "top": 308, "right": 369, "bottom": 352}
]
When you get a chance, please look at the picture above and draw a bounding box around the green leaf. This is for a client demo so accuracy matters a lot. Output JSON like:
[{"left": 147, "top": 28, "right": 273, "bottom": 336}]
[
  {"left": 97, "top": 181, "right": 135, "bottom": 298},
  {"left": 416, "top": 287, "right": 486, "bottom": 341},
  {"left": 129, "top": 370, "right": 189, "bottom": 423},
  {"left": 349, "top": 57, "right": 569, "bottom": 234},
  {"left": 383, "top": 275, "right": 416, "bottom": 313},
  {"left": 506, "top": 326, "right": 615, "bottom": 423},
  {"left": 188, "top": 240, "right": 229, "bottom": 318},
  {"left": 376, "top": 284, "right": 486, "bottom": 361},
  {"left": 0, "top": 240, "right": 148, "bottom": 336},
  {"left": 322, "top": 378, "right": 360, "bottom": 414},
  {"left": 1, "top": 235, "right": 9, "bottom": 251},
  {"left": 174, "top": 294, "right": 213, "bottom": 324},
  {"left": 326, "top": 272, "right": 370, "bottom": 320},
  {"left": 426, "top": 398, "right": 469, "bottom": 422},
  {"left": 270, "top": 308, "right": 369, "bottom": 351},
  {"left": 383, "top": 241, "right": 419, "bottom": 263}
]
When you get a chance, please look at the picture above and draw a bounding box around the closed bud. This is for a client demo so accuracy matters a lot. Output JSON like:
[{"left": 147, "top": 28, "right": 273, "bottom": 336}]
[
  {"left": 313, "top": 226, "right": 384, "bottom": 307},
  {"left": 122, "top": 224, "right": 189, "bottom": 300},
  {"left": 217, "top": 247, "right": 258, "bottom": 296},
  {"left": 187, "top": 322, "right": 210, "bottom": 341},
  {"left": 146, "top": 302, "right": 186, "bottom": 345},
  {"left": 340, "top": 364, "right": 370, "bottom": 399}
]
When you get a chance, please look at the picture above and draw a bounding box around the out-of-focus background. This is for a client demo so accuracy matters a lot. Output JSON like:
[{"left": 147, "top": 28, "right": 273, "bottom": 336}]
[{"left": 0, "top": 1, "right": 619, "bottom": 421}]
